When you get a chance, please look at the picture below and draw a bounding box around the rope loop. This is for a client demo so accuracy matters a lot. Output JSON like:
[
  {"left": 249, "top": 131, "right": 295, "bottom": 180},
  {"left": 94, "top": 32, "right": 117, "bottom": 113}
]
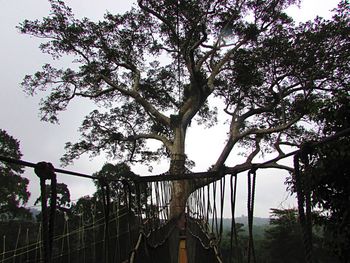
[
  {"left": 247, "top": 168, "right": 257, "bottom": 263},
  {"left": 35, "top": 162, "right": 55, "bottom": 180},
  {"left": 248, "top": 165, "right": 257, "bottom": 176},
  {"left": 230, "top": 173, "right": 241, "bottom": 263}
]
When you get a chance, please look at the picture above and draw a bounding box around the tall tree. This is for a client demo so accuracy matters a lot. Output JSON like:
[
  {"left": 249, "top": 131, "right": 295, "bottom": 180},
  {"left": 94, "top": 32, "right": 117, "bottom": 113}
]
[
  {"left": 93, "top": 162, "right": 139, "bottom": 203},
  {"left": 263, "top": 209, "right": 308, "bottom": 263},
  {"left": 34, "top": 182, "right": 71, "bottom": 210},
  {"left": 19, "top": 0, "right": 350, "bottom": 220},
  {"left": 303, "top": 92, "right": 350, "bottom": 262},
  {"left": 264, "top": 208, "right": 338, "bottom": 263},
  {"left": 0, "top": 129, "right": 31, "bottom": 219}
]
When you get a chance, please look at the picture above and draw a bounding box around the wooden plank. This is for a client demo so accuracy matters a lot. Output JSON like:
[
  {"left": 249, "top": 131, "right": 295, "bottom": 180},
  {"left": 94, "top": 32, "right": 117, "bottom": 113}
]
[{"left": 178, "top": 239, "right": 188, "bottom": 263}]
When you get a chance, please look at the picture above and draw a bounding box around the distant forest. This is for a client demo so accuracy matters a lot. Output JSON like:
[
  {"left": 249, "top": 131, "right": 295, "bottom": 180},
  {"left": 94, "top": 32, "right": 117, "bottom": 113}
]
[{"left": 0, "top": 208, "right": 341, "bottom": 263}]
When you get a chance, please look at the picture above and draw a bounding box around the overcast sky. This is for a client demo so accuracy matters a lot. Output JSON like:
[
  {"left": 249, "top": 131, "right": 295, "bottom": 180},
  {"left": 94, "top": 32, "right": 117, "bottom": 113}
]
[{"left": 0, "top": 0, "right": 340, "bottom": 218}]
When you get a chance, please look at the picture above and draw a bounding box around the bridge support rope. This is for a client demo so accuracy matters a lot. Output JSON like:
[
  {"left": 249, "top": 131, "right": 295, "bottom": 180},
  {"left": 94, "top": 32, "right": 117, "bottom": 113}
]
[
  {"left": 247, "top": 168, "right": 257, "bottom": 263},
  {"left": 294, "top": 151, "right": 313, "bottom": 263}
]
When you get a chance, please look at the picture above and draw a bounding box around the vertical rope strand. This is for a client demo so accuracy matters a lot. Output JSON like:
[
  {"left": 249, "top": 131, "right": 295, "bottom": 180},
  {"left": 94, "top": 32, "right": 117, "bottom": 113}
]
[
  {"left": 26, "top": 228, "right": 29, "bottom": 263},
  {"left": 12, "top": 225, "right": 21, "bottom": 263},
  {"left": 92, "top": 202, "right": 97, "bottom": 263},
  {"left": 230, "top": 174, "right": 239, "bottom": 263},
  {"left": 219, "top": 177, "right": 225, "bottom": 245},
  {"left": 99, "top": 178, "right": 111, "bottom": 263},
  {"left": 66, "top": 219, "right": 71, "bottom": 263},
  {"left": 35, "top": 223, "right": 42, "bottom": 262},
  {"left": 294, "top": 153, "right": 313, "bottom": 263},
  {"left": 206, "top": 183, "right": 211, "bottom": 233},
  {"left": 247, "top": 169, "right": 256, "bottom": 263},
  {"left": 2, "top": 235, "right": 5, "bottom": 263},
  {"left": 35, "top": 162, "right": 57, "bottom": 263},
  {"left": 81, "top": 213, "right": 86, "bottom": 263},
  {"left": 60, "top": 219, "right": 66, "bottom": 263}
]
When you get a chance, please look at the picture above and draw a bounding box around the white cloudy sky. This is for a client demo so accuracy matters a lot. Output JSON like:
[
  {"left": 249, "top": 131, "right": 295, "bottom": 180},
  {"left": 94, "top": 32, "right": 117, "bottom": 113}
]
[{"left": 0, "top": 0, "right": 340, "bottom": 217}]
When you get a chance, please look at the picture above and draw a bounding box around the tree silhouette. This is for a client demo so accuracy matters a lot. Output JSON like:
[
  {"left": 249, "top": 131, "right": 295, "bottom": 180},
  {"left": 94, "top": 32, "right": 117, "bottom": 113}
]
[
  {"left": 305, "top": 92, "right": 350, "bottom": 262},
  {"left": 0, "top": 129, "right": 31, "bottom": 220},
  {"left": 19, "top": 0, "right": 350, "bottom": 219}
]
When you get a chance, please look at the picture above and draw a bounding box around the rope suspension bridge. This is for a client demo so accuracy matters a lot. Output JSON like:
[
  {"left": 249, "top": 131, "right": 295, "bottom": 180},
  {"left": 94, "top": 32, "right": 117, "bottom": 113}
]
[{"left": 1, "top": 127, "right": 349, "bottom": 263}]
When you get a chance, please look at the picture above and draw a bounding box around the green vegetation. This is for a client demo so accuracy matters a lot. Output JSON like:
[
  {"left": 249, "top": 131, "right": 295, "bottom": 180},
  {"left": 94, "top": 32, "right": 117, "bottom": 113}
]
[
  {"left": 0, "top": 161, "right": 140, "bottom": 263},
  {"left": 292, "top": 91, "right": 350, "bottom": 262},
  {"left": 220, "top": 209, "right": 339, "bottom": 263},
  {"left": 18, "top": 0, "right": 350, "bottom": 221},
  {"left": 0, "top": 0, "right": 349, "bottom": 261},
  {"left": 0, "top": 129, "right": 31, "bottom": 220}
]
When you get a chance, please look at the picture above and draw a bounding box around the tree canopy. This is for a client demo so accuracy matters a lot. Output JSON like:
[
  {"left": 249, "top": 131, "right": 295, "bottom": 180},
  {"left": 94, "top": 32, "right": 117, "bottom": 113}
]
[
  {"left": 0, "top": 129, "right": 31, "bottom": 219},
  {"left": 302, "top": 92, "right": 350, "bottom": 261},
  {"left": 19, "top": 0, "right": 350, "bottom": 218},
  {"left": 92, "top": 162, "right": 144, "bottom": 211}
]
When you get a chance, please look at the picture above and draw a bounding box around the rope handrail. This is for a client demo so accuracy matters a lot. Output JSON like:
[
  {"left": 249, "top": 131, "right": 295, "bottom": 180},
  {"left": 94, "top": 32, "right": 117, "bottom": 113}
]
[
  {"left": 1, "top": 127, "right": 349, "bottom": 263},
  {"left": 0, "top": 155, "right": 100, "bottom": 180},
  {"left": 0, "top": 155, "right": 224, "bottom": 183},
  {"left": 1, "top": 127, "right": 349, "bottom": 184},
  {"left": 254, "top": 127, "right": 350, "bottom": 170}
]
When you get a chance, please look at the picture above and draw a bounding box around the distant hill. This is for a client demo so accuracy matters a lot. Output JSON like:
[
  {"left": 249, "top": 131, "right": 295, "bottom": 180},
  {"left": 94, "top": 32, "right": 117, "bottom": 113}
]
[
  {"left": 219, "top": 216, "right": 270, "bottom": 239},
  {"left": 234, "top": 215, "right": 270, "bottom": 226},
  {"left": 222, "top": 216, "right": 270, "bottom": 230}
]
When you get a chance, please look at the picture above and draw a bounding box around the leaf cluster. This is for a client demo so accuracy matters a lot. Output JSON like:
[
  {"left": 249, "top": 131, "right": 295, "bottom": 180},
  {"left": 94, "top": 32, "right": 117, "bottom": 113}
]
[
  {"left": 18, "top": 0, "right": 350, "bottom": 172},
  {"left": 0, "top": 129, "right": 30, "bottom": 219}
]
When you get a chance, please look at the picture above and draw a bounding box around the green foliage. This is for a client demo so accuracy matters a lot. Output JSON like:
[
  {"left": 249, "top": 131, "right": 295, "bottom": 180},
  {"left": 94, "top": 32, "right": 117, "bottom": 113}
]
[
  {"left": 34, "top": 182, "right": 71, "bottom": 209},
  {"left": 70, "top": 195, "right": 98, "bottom": 224},
  {"left": 18, "top": 0, "right": 350, "bottom": 173},
  {"left": 0, "top": 129, "right": 31, "bottom": 220},
  {"left": 305, "top": 92, "right": 350, "bottom": 262},
  {"left": 263, "top": 209, "right": 306, "bottom": 263},
  {"left": 263, "top": 209, "right": 339, "bottom": 263},
  {"left": 220, "top": 210, "right": 339, "bottom": 262},
  {"left": 220, "top": 222, "right": 245, "bottom": 262},
  {"left": 284, "top": 89, "right": 350, "bottom": 262},
  {"left": 93, "top": 162, "right": 138, "bottom": 201},
  {"left": 0, "top": 221, "right": 41, "bottom": 261}
]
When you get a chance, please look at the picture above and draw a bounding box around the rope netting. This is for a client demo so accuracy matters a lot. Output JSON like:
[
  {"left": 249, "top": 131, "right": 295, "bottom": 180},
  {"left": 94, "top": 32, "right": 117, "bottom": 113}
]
[
  {"left": 0, "top": 208, "right": 133, "bottom": 262},
  {"left": 0, "top": 127, "right": 349, "bottom": 262}
]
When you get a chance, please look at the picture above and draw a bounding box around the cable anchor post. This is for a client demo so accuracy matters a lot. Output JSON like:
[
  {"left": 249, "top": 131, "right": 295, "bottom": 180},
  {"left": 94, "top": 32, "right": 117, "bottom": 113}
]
[{"left": 34, "top": 162, "right": 57, "bottom": 263}]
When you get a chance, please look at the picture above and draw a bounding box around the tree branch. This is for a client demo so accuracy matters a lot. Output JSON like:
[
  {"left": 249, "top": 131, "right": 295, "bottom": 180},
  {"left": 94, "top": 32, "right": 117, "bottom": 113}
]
[
  {"left": 192, "top": 152, "right": 294, "bottom": 194},
  {"left": 137, "top": 0, "right": 177, "bottom": 37},
  {"left": 101, "top": 75, "right": 170, "bottom": 127},
  {"left": 127, "top": 133, "right": 173, "bottom": 152},
  {"left": 207, "top": 38, "right": 247, "bottom": 90},
  {"left": 239, "top": 116, "right": 302, "bottom": 138}
]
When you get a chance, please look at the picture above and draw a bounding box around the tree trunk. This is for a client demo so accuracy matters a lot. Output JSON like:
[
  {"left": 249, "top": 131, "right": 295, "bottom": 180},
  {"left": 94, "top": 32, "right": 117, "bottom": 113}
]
[
  {"left": 168, "top": 126, "right": 190, "bottom": 224},
  {"left": 169, "top": 154, "right": 190, "bottom": 222}
]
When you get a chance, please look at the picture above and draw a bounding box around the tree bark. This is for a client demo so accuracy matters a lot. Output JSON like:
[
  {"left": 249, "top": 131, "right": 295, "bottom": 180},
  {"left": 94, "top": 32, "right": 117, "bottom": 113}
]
[{"left": 168, "top": 125, "right": 191, "bottom": 223}]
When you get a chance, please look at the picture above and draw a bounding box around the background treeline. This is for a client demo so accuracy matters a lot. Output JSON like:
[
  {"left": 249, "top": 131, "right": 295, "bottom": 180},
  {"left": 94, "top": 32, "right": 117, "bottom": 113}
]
[
  {"left": 0, "top": 208, "right": 341, "bottom": 263},
  {"left": 220, "top": 209, "right": 340, "bottom": 263}
]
